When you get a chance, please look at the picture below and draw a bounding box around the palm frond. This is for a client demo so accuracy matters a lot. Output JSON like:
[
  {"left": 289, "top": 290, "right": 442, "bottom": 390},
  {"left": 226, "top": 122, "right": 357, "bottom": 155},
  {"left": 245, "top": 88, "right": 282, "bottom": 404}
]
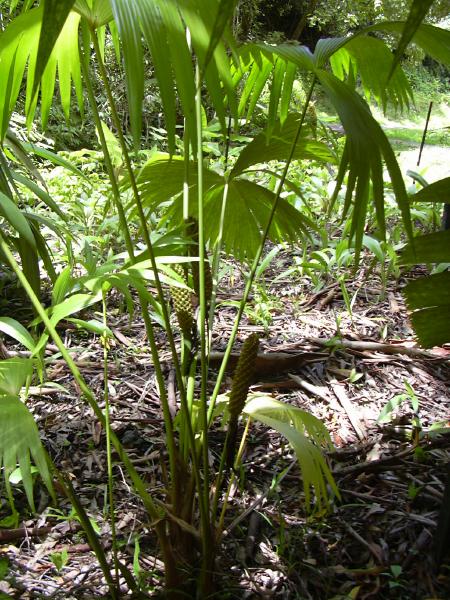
[
  {"left": 402, "top": 272, "right": 450, "bottom": 348},
  {"left": 316, "top": 70, "right": 412, "bottom": 258},
  {"left": 231, "top": 112, "right": 337, "bottom": 177},
  {"left": 244, "top": 394, "right": 338, "bottom": 511},
  {"left": 364, "top": 22, "right": 450, "bottom": 66},
  {"left": 328, "top": 36, "right": 413, "bottom": 111},
  {"left": 0, "top": 6, "right": 82, "bottom": 137},
  {"left": 0, "top": 392, "right": 54, "bottom": 511},
  {"left": 32, "top": 0, "right": 77, "bottom": 100},
  {"left": 128, "top": 152, "right": 319, "bottom": 259},
  {"left": 387, "top": 0, "right": 436, "bottom": 76}
]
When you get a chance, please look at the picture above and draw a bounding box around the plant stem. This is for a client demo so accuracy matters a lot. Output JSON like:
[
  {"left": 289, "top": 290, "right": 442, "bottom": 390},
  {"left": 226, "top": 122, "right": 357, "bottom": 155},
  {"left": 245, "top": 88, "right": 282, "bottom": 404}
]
[
  {"left": 101, "top": 289, "right": 119, "bottom": 584},
  {"left": 195, "top": 62, "right": 214, "bottom": 593},
  {"left": 90, "top": 29, "right": 186, "bottom": 404},
  {"left": 216, "top": 417, "right": 251, "bottom": 538},
  {"left": 80, "top": 29, "right": 178, "bottom": 497},
  {"left": 208, "top": 116, "right": 233, "bottom": 339},
  {"left": 89, "top": 29, "right": 209, "bottom": 575},
  {"left": 207, "top": 77, "right": 317, "bottom": 423}
]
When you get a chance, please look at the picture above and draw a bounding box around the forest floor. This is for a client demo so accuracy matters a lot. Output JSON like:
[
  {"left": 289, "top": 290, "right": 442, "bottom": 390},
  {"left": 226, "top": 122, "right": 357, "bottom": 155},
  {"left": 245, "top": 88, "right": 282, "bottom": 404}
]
[{"left": 1, "top": 247, "right": 450, "bottom": 600}]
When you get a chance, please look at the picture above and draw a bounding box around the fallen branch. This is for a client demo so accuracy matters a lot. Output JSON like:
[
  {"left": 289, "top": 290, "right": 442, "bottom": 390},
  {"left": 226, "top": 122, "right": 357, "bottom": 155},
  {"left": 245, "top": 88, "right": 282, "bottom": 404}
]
[
  {"left": 308, "top": 337, "right": 445, "bottom": 361},
  {"left": 0, "top": 521, "right": 81, "bottom": 543}
]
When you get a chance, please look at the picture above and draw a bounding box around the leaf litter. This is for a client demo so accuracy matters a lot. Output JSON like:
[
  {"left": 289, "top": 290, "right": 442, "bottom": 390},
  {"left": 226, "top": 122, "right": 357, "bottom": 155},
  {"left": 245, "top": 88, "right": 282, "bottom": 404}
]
[{"left": 0, "top": 248, "right": 449, "bottom": 599}]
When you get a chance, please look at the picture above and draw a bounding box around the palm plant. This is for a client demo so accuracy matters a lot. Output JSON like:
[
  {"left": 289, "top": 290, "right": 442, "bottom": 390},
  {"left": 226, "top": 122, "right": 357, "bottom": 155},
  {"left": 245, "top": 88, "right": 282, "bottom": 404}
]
[{"left": 0, "top": 0, "right": 448, "bottom": 596}]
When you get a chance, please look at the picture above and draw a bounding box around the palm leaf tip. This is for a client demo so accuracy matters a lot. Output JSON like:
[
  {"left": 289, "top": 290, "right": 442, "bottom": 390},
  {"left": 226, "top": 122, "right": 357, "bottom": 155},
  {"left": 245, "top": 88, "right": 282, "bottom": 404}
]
[
  {"left": 0, "top": 394, "right": 54, "bottom": 511},
  {"left": 244, "top": 394, "right": 338, "bottom": 511}
]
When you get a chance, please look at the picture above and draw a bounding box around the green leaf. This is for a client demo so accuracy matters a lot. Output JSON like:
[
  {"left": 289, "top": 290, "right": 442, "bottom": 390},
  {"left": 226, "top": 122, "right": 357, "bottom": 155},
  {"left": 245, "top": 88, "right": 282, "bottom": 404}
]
[
  {"left": 0, "top": 358, "right": 33, "bottom": 396},
  {"left": 410, "top": 177, "right": 450, "bottom": 203},
  {"left": 202, "top": 0, "right": 238, "bottom": 73},
  {"left": 11, "top": 172, "right": 66, "bottom": 220},
  {"left": 317, "top": 70, "right": 412, "bottom": 256},
  {"left": 4, "top": 129, "right": 46, "bottom": 187},
  {"left": 403, "top": 272, "right": 450, "bottom": 347},
  {"left": 98, "top": 121, "right": 122, "bottom": 168},
  {"left": 49, "top": 291, "right": 102, "bottom": 326},
  {"left": 0, "top": 191, "right": 35, "bottom": 247},
  {"left": 67, "top": 318, "right": 113, "bottom": 337},
  {"left": 388, "top": 0, "right": 436, "bottom": 77},
  {"left": 20, "top": 144, "right": 86, "bottom": 182},
  {"left": 0, "top": 393, "right": 54, "bottom": 510},
  {"left": 74, "top": 0, "right": 114, "bottom": 28},
  {"left": 329, "top": 36, "right": 413, "bottom": 111},
  {"left": 364, "top": 22, "right": 450, "bottom": 67},
  {"left": 32, "top": 0, "right": 77, "bottom": 100},
  {"left": 132, "top": 154, "right": 315, "bottom": 259},
  {"left": 0, "top": 317, "right": 35, "bottom": 351},
  {"left": 52, "top": 266, "right": 73, "bottom": 305},
  {"left": 399, "top": 230, "right": 450, "bottom": 265},
  {"left": 0, "top": 5, "right": 83, "bottom": 136},
  {"left": 231, "top": 112, "right": 337, "bottom": 178},
  {"left": 110, "top": 0, "right": 144, "bottom": 146},
  {"left": 135, "top": 0, "right": 177, "bottom": 155},
  {"left": 15, "top": 234, "right": 41, "bottom": 297},
  {"left": 362, "top": 235, "right": 384, "bottom": 262},
  {"left": 244, "top": 394, "right": 338, "bottom": 511}
]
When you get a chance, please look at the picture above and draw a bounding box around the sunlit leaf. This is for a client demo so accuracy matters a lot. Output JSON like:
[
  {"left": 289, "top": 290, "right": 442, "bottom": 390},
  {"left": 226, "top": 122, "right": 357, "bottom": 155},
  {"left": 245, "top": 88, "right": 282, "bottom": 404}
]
[
  {"left": 0, "top": 317, "right": 35, "bottom": 352},
  {"left": 32, "top": 0, "right": 77, "bottom": 100},
  {"left": 130, "top": 154, "right": 315, "bottom": 259},
  {"left": 231, "top": 113, "right": 337, "bottom": 178},
  {"left": 388, "top": 0, "right": 436, "bottom": 77},
  {"left": 0, "top": 358, "right": 33, "bottom": 395},
  {"left": 364, "top": 22, "right": 450, "bottom": 67},
  {"left": 244, "top": 394, "right": 338, "bottom": 511},
  {"left": 0, "top": 393, "right": 54, "bottom": 510},
  {"left": 0, "top": 191, "right": 35, "bottom": 247},
  {"left": 410, "top": 177, "right": 450, "bottom": 203}
]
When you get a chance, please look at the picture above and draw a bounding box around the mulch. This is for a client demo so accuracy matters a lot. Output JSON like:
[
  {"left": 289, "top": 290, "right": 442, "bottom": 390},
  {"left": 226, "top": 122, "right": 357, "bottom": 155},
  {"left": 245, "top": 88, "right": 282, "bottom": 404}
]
[{"left": 1, "top": 250, "right": 449, "bottom": 599}]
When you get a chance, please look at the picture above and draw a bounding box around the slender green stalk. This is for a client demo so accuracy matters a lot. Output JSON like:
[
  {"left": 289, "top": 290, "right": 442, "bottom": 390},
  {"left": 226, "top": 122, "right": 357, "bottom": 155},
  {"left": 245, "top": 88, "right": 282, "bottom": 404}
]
[
  {"left": 89, "top": 29, "right": 209, "bottom": 561},
  {"left": 183, "top": 124, "right": 190, "bottom": 221},
  {"left": 101, "top": 289, "right": 119, "bottom": 584},
  {"left": 208, "top": 177, "right": 229, "bottom": 340},
  {"left": 80, "top": 32, "right": 178, "bottom": 495},
  {"left": 207, "top": 77, "right": 317, "bottom": 423},
  {"left": 195, "top": 64, "right": 210, "bottom": 509},
  {"left": 194, "top": 64, "right": 215, "bottom": 594},
  {"left": 208, "top": 117, "right": 232, "bottom": 339},
  {"left": 90, "top": 29, "right": 186, "bottom": 404},
  {"left": 89, "top": 32, "right": 210, "bottom": 529},
  {"left": 55, "top": 472, "right": 118, "bottom": 598}
]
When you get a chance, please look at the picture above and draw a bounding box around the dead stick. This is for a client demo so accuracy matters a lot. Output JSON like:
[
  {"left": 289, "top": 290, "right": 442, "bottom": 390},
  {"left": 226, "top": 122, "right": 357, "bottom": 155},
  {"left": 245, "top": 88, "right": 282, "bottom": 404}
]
[{"left": 308, "top": 337, "right": 444, "bottom": 360}]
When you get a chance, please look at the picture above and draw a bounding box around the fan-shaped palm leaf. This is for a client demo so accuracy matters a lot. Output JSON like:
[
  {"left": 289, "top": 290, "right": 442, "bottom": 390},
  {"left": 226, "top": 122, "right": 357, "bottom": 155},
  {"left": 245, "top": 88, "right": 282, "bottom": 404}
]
[
  {"left": 328, "top": 36, "right": 413, "bottom": 111},
  {"left": 0, "top": 0, "right": 237, "bottom": 153},
  {"left": 231, "top": 112, "right": 337, "bottom": 177},
  {"left": 366, "top": 21, "right": 450, "bottom": 67},
  {"left": 0, "top": 6, "right": 82, "bottom": 138},
  {"left": 125, "top": 122, "right": 332, "bottom": 258}
]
